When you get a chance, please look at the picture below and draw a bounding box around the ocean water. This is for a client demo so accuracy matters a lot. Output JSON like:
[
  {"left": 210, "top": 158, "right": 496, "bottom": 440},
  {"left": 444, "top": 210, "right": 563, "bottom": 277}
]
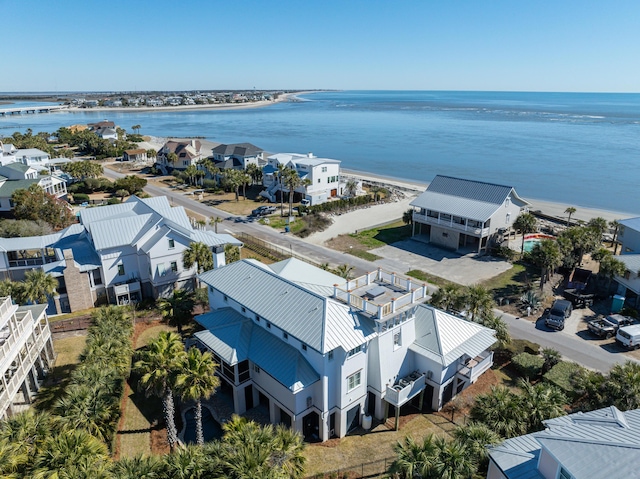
[{"left": 1, "top": 91, "right": 639, "bottom": 213}]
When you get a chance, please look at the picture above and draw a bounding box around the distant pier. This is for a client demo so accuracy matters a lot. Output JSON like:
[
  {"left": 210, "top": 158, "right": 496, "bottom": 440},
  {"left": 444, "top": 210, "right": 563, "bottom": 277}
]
[{"left": 0, "top": 104, "right": 69, "bottom": 116}]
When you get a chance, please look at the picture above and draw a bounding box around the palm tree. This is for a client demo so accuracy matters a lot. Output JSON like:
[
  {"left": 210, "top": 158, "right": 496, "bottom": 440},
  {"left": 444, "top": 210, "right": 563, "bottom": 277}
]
[
  {"left": 335, "top": 264, "right": 354, "bottom": 280},
  {"left": 463, "top": 285, "right": 495, "bottom": 322},
  {"left": 283, "top": 167, "right": 302, "bottom": 217},
  {"left": 530, "top": 239, "right": 562, "bottom": 286},
  {"left": 176, "top": 347, "right": 220, "bottom": 445},
  {"left": 222, "top": 169, "right": 243, "bottom": 201},
  {"left": 610, "top": 219, "right": 621, "bottom": 254},
  {"left": 55, "top": 383, "right": 119, "bottom": 444},
  {"left": 344, "top": 179, "right": 358, "bottom": 197},
  {"left": 271, "top": 424, "right": 306, "bottom": 478},
  {"left": 606, "top": 361, "right": 640, "bottom": 411},
  {"left": 276, "top": 163, "right": 287, "bottom": 216},
  {"left": 470, "top": 385, "right": 526, "bottom": 438},
  {"left": 402, "top": 208, "right": 414, "bottom": 225},
  {"left": 167, "top": 151, "right": 179, "bottom": 167},
  {"left": 162, "top": 444, "right": 209, "bottom": 479},
  {"left": 565, "top": 206, "right": 577, "bottom": 226},
  {"left": 31, "top": 428, "right": 112, "bottom": 479},
  {"left": 432, "top": 435, "right": 477, "bottom": 479},
  {"left": 225, "top": 244, "right": 240, "bottom": 264},
  {"left": 246, "top": 163, "right": 261, "bottom": 185},
  {"left": 541, "top": 348, "right": 561, "bottom": 373},
  {"left": 184, "top": 164, "right": 199, "bottom": 186},
  {"left": 158, "top": 289, "right": 195, "bottom": 336},
  {"left": 599, "top": 255, "right": 626, "bottom": 292},
  {"left": 112, "top": 455, "right": 162, "bottom": 479},
  {"left": 210, "top": 216, "right": 223, "bottom": 233},
  {"left": 0, "top": 410, "right": 52, "bottom": 474},
  {"left": 513, "top": 212, "right": 537, "bottom": 254},
  {"left": 478, "top": 314, "right": 511, "bottom": 348},
  {"left": 587, "top": 216, "right": 608, "bottom": 243},
  {"left": 389, "top": 434, "right": 437, "bottom": 479},
  {"left": 182, "top": 241, "right": 213, "bottom": 275},
  {"left": 369, "top": 185, "right": 388, "bottom": 202},
  {"left": 517, "top": 379, "right": 566, "bottom": 432},
  {"left": 428, "top": 283, "right": 463, "bottom": 312},
  {"left": 134, "top": 331, "right": 186, "bottom": 450},
  {"left": 21, "top": 269, "right": 57, "bottom": 304},
  {"left": 115, "top": 189, "right": 129, "bottom": 201},
  {"left": 452, "top": 422, "right": 501, "bottom": 474},
  {"left": 131, "top": 124, "right": 141, "bottom": 134},
  {"left": 146, "top": 148, "right": 157, "bottom": 161}
]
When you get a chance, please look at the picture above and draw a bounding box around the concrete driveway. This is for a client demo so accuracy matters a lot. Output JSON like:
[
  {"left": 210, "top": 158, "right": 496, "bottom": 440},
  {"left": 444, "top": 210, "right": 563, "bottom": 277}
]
[{"left": 370, "top": 239, "right": 513, "bottom": 285}]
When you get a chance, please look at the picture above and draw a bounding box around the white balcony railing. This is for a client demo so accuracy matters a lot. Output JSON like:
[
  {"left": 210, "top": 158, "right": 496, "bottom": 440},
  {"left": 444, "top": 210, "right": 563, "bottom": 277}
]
[
  {"left": 457, "top": 350, "right": 493, "bottom": 381},
  {"left": 413, "top": 213, "right": 489, "bottom": 237},
  {"left": 385, "top": 371, "right": 426, "bottom": 406}
]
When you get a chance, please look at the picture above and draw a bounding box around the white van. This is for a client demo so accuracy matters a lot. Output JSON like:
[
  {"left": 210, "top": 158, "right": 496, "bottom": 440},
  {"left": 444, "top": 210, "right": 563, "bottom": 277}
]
[{"left": 616, "top": 324, "right": 640, "bottom": 350}]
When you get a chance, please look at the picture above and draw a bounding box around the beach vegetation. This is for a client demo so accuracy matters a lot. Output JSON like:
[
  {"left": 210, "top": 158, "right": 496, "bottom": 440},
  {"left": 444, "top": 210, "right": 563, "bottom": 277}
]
[
  {"left": 402, "top": 208, "right": 414, "bottom": 225},
  {"left": 529, "top": 239, "right": 562, "bottom": 287},
  {"left": 348, "top": 220, "right": 411, "bottom": 248},
  {"left": 564, "top": 207, "right": 577, "bottom": 226},
  {"left": 62, "top": 160, "right": 103, "bottom": 179},
  {"left": 543, "top": 361, "right": 585, "bottom": 395},
  {"left": 336, "top": 263, "right": 355, "bottom": 279},
  {"left": 158, "top": 289, "right": 195, "bottom": 336},
  {"left": 225, "top": 244, "right": 241, "bottom": 263},
  {"left": 571, "top": 361, "right": 640, "bottom": 412}
]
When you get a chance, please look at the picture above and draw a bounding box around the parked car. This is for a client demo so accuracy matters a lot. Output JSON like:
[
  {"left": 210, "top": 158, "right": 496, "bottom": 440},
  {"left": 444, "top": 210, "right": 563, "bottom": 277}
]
[
  {"left": 251, "top": 205, "right": 276, "bottom": 217},
  {"left": 588, "top": 314, "right": 635, "bottom": 339},
  {"left": 616, "top": 324, "right": 640, "bottom": 350},
  {"left": 545, "top": 299, "right": 573, "bottom": 331}
]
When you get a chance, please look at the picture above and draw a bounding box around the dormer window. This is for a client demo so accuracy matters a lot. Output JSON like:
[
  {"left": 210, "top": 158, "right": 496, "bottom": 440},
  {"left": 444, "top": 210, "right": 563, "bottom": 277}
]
[{"left": 168, "top": 239, "right": 175, "bottom": 249}]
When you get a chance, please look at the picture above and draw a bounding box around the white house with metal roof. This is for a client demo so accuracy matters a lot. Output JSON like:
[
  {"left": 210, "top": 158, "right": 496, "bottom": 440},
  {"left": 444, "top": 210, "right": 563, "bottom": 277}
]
[
  {"left": 0, "top": 195, "right": 241, "bottom": 312},
  {"left": 196, "top": 258, "right": 496, "bottom": 442},
  {"left": 487, "top": 406, "right": 640, "bottom": 479},
  {"left": 260, "top": 153, "right": 341, "bottom": 205},
  {"left": 0, "top": 297, "right": 54, "bottom": 419},
  {"left": 411, "top": 175, "right": 530, "bottom": 254}
]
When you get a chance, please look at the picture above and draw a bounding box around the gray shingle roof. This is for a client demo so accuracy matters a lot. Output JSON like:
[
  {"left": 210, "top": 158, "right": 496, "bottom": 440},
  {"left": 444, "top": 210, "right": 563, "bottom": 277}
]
[
  {"left": 0, "top": 179, "right": 39, "bottom": 197},
  {"left": 211, "top": 142, "right": 262, "bottom": 157}
]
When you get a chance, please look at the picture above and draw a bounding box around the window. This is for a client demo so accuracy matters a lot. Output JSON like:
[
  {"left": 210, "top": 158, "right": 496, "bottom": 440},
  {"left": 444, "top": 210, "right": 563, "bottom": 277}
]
[
  {"left": 321, "top": 166, "right": 327, "bottom": 172},
  {"left": 505, "top": 197, "right": 510, "bottom": 207},
  {"left": 328, "top": 350, "right": 334, "bottom": 361},
  {"left": 223, "top": 295, "right": 228, "bottom": 302},
  {"left": 117, "top": 264, "right": 125, "bottom": 276},
  {"left": 393, "top": 331, "right": 402, "bottom": 347},
  {"left": 506, "top": 213, "right": 511, "bottom": 223},
  {"left": 241, "top": 307, "right": 246, "bottom": 313},
  {"left": 92, "top": 269, "right": 102, "bottom": 286},
  {"left": 347, "top": 345, "right": 362, "bottom": 357},
  {"left": 170, "top": 261, "right": 178, "bottom": 272},
  {"left": 317, "top": 178, "right": 321, "bottom": 183},
  {"left": 254, "top": 365, "right": 260, "bottom": 373},
  {"left": 168, "top": 238, "right": 175, "bottom": 249},
  {"left": 347, "top": 371, "right": 361, "bottom": 391},
  {"left": 158, "top": 263, "right": 167, "bottom": 276},
  {"left": 302, "top": 344, "right": 307, "bottom": 351},
  {"left": 558, "top": 468, "right": 572, "bottom": 479},
  {"left": 283, "top": 332, "right": 288, "bottom": 340},
  {"left": 266, "top": 322, "right": 271, "bottom": 329},
  {"left": 255, "top": 315, "right": 260, "bottom": 322}
]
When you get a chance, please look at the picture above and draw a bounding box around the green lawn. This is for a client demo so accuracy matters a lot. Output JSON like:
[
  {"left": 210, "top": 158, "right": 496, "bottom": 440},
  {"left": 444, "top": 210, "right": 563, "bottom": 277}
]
[
  {"left": 35, "top": 334, "right": 87, "bottom": 412},
  {"left": 349, "top": 221, "right": 411, "bottom": 249},
  {"left": 406, "top": 270, "right": 450, "bottom": 287}
]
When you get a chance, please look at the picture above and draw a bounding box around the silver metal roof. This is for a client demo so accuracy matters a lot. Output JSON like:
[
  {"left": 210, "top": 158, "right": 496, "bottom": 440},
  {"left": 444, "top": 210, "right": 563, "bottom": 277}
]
[
  {"left": 410, "top": 305, "right": 497, "bottom": 366},
  {"left": 195, "top": 308, "right": 320, "bottom": 391},
  {"left": 620, "top": 217, "right": 640, "bottom": 232},
  {"left": 199, "top": 259, "right": 374, "bottom": 354},
  {"left": 426, "top": 175, "right": 516, "bottom": 204},
  {"left": 615, "top": 253, "right": 640, "bottom": 273},
  {"left": 490, "top": 407, "right": 640, "bottom": 479},
  {"left": 410, "top": 191, "right": 502, "bottom": 222}
]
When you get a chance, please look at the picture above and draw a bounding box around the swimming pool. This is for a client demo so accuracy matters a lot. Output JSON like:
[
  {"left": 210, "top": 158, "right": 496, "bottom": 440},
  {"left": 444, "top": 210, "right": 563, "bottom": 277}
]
[
  {"left": 182, "top": 406, "right": 223, "bottom": 444},
  {"left": 523, "top": 234, "right": 556, "bottom": 253}
]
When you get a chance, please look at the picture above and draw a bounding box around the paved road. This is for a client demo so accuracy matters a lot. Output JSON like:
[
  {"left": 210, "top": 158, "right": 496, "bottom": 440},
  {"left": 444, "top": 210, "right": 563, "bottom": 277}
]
[
  {"left": 498, "top": 309, "right": 635, "bottom": 372},
  {"left": 103, "top": 167, "right": 632, "bottom": 372}
]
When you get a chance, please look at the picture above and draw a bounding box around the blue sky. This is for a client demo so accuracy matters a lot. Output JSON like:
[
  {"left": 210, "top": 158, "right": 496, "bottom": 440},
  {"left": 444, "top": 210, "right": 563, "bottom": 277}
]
[{"left": 3, "top": 0, "right": 639, "bottom": 92}]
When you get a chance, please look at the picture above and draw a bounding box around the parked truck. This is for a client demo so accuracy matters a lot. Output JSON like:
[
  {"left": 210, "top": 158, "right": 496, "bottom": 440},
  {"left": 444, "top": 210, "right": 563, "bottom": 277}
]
[{"left": 587, "top": 314, "right": 635, "bottom": 339}]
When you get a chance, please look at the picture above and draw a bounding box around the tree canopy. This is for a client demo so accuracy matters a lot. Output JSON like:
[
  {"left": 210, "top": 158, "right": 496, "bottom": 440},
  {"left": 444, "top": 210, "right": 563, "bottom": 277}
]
[{"left": 12, "top": 184, "right": 74, "bottom": 230}]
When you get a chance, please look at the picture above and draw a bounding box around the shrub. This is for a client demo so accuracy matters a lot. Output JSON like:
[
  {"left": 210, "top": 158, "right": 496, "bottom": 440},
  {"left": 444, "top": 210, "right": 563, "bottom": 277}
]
[
  {"left": 505, "top": 338, "right": 541, "bottom": 356},
  {"left": 71, "top": 193, "right": 89, "bottom": 203},
  {"left": 202, "top": 179, "right": 218, "bottom": 190},
  {"left": 512, "top": 352, "right": 544, "bottom": 378},
  {"left": 543, "top": 361, "right": 585, "bottom": 395},
  {"left": 107, "top": 198, "right": 121, "bottom": 204}
]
